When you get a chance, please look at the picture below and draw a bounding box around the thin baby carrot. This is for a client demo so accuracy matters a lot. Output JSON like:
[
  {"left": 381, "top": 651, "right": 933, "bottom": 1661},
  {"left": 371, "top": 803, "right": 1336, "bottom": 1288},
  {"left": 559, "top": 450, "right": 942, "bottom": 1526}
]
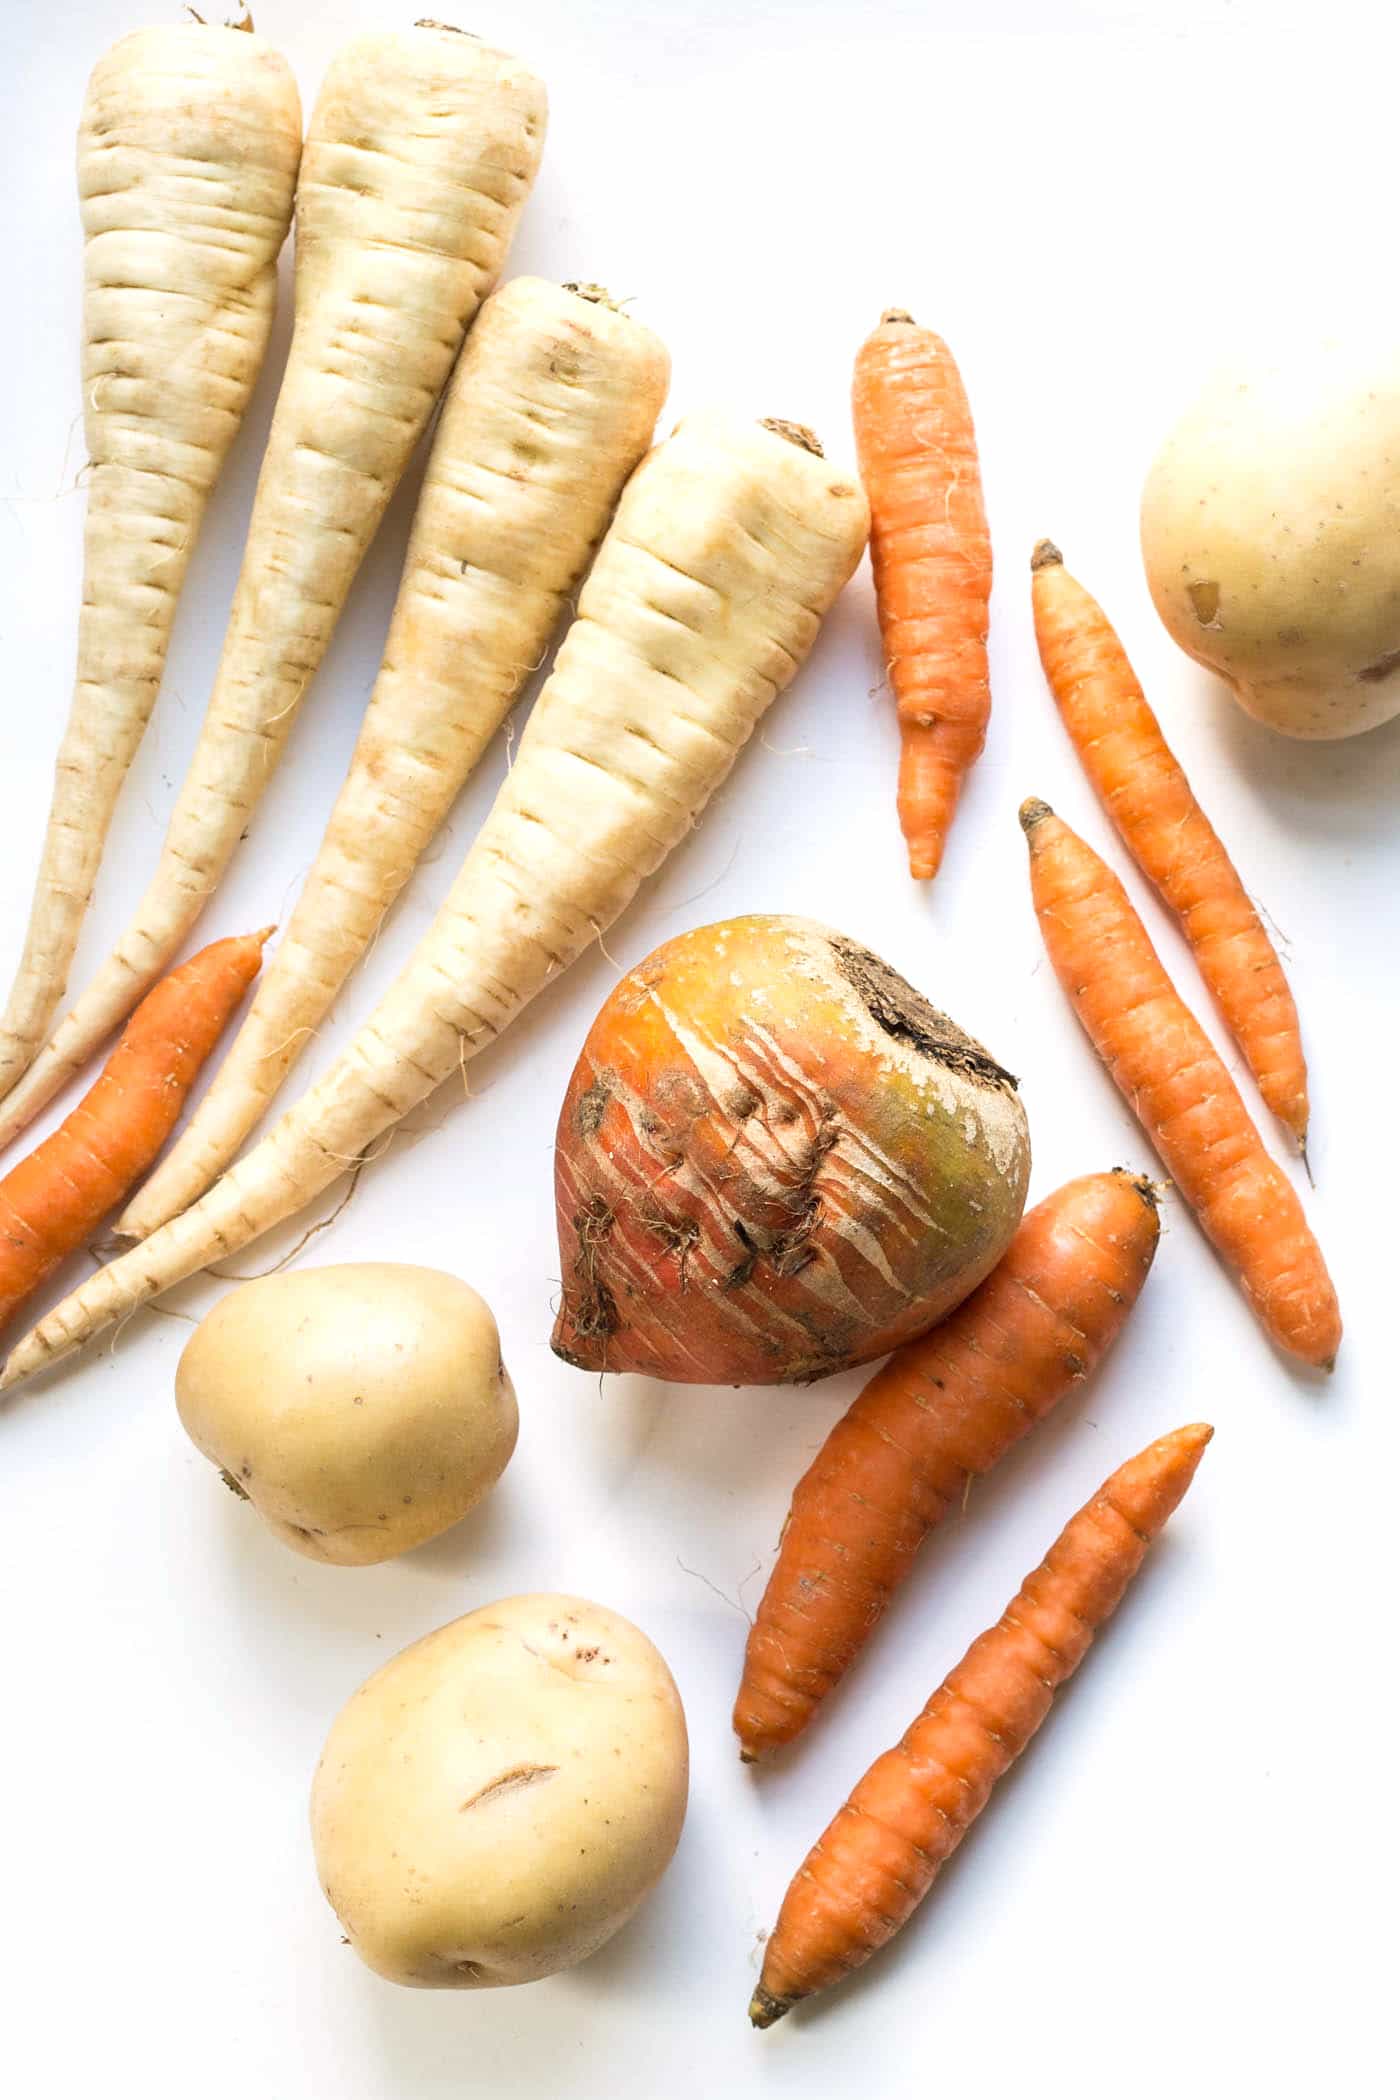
[
  {"left": 0, "top": 930, "right": 267, "bottom": 1336},
  {"left": 750, "top": 1422, "right": 1212, "bottom": 2027},
  {"left": 1031, "top": 540, "right": 1309, "bottom": 1152},
  {"left": 1020, "top": 799, "right": 1340, "bottom": 1368},
  {"left": 735, "top": 1170, "right": 1161, "bottom": 1763},
  {"left": 852, "top": 311, "right": 991, "bottom": 879}
]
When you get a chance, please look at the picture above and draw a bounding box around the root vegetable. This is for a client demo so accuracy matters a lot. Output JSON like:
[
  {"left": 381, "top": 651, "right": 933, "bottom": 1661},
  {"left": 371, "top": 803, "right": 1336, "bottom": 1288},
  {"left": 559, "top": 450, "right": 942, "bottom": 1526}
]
[
  {"left": 311, "top": 1594, "right": 688, "bottom": 1986},
  {"left": 1141, "top": 336, "right": 1400, "bottom": 738},
  {"left": 735, "top": 1169, "right": 1159, "bottom": 1760},
  {"left": 176, "top": 1264, "right": 516, "bottom": 1565},
  {"left": 0, "top": 24, "right": 300, "bottom": 1100},
  {"left": 751, "top": 1423, "right": 1213, "bottom": 2027},
  {"left": 550, "top": 914, "right": 1030, "bottom": 1385},
  {"left": 0, "top": 411, "right": 869, "bottom": 1390},
  {"left": 1020, "top": 799, "right": 1340, "bottom": 1368},
  {"left": 852, "top": 310, "right": 992, "bottom": 880},
  {"left": 0, "top": 930, "right": 267, "bottom": 1339},
  {"left": 119, "top": 277, "right": 669, "bottom": 1239},
  {"left": 1031, "top": 540, "right": 1310, "bottom": 1151},
  {"left": 0, "top": 23, "right": 547, "bottom": 1154}
]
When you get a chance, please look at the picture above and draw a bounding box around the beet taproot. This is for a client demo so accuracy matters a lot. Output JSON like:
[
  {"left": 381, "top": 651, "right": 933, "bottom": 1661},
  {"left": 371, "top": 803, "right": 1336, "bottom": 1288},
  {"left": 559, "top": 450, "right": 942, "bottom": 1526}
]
[{"left": 550, "top": 916, "right": 1030, "bottom": 1385}]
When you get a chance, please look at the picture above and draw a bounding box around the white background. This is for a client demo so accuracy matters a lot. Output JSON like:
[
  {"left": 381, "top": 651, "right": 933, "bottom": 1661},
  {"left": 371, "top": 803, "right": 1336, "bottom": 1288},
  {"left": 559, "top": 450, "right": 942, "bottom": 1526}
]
[{"left": 3, "top": 2, "right": 1395, "bottom": 2095}]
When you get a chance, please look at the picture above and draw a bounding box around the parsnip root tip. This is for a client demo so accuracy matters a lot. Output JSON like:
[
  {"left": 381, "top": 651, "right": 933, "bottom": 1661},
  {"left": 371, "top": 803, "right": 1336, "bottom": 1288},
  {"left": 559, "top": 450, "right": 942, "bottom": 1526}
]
[
  {"left": 1019, "top": 796, "right": 1053, "bottom": 833},
  {"left": 748, "top": 1987, "right": 792, "bottom": 2030},
  {"left": 1030, "top": 537, "right": 1063, "bottom": 572},
  {"left": 760, "top": 418, "right": 824, "bottom": 458}
]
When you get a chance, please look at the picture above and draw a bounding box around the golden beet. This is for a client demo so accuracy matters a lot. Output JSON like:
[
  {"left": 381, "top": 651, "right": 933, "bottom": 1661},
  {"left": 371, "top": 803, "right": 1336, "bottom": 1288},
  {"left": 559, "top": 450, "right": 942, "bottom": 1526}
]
[{"left": 550, "top": 916, "right": 1031, "bottom": 1386}]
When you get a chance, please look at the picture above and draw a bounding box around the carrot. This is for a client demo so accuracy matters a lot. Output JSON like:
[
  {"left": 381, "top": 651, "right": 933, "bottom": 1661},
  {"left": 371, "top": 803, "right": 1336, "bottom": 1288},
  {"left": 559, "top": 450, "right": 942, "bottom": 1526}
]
[
  {"left": 0, "top": 23, "right": 300, "bottom": 1101},
  {"left": 0, "top": 930, "right": 267, "bottom": 1337},
  {"left": 750, "top": 1422, "right": 1213, "bottom": 2026},
  {"left": 0, "top": 412, "right": 869, "bottom": 1389},
  {"left": 117, "top": 277, "right": 670, "bottom": 1239},
  {"left": 1031, "top": 540, "right": 1310, "bottom": 1152},
  {"left": 0, "top": 24, "right": 547, "bottom": 1156},
  {"left": 851, "top": 310, "right": 992, "bottom": 880},
  {"left": 735, "top": 1170, "right": 1161, "bottom": 1763},
  {"left": 1020, "top": 800, "right": 1340, "bottom": 1368}
]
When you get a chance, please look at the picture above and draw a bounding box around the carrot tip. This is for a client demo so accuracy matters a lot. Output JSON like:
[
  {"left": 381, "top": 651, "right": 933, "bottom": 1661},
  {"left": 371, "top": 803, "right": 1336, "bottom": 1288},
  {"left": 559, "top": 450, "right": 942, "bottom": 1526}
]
[
  {"left": 1019, "top": 796, "right": 1053, "bottom": 835},
  {"left": 1030, "top": 538, "right": 1063, "bottom": 572},
  {"left": 879, "top": 307, "right": 916, "bottom": 326},
  {"left": 749, "top": 1986, "right": 792, "bottom": 2030}
]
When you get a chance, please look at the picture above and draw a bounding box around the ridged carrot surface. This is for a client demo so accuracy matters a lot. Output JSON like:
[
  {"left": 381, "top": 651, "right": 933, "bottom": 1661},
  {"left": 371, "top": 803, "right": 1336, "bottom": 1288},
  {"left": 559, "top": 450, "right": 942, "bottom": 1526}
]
[
  {"left": 852, "top": 311, "right": 991, "bottom": 880},
  {"left": 1031, "top": 540, "right": 1309, "bottom": 1149},
  {"left": 0, "top": 929, "right": 266, "bottom": 1334},
  {"left": 1021, "top": 800, "right": 1339, "bottom": 1368},
  {"left": 734, "top": 1170, "right": 1161, "bottom": 1762},
  {"left": 750, "top": 1422, "right": 1212, "bottom": 2027}
]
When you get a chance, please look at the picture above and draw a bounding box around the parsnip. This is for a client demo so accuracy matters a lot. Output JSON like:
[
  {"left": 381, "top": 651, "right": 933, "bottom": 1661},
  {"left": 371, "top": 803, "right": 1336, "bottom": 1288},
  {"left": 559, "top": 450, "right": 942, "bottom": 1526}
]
[
  {"left": 119, "top": 278, "right": 669, "bottom": 1239},
  {"left": 0, "top": 412, "right": 869, "bottom": 1387},
  {"left": 0, "top": 23, "right": 546, "bottom": 1153},
  {"left": 0, "top": 23, "right": 301, "bottom": 1099}
]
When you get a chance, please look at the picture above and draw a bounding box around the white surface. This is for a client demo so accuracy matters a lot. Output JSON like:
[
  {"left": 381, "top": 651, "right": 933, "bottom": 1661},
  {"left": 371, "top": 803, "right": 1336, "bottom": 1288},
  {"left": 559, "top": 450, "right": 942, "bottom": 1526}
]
[{"left": 3, "top": 3, "right": 1394, "bottom": 2095}]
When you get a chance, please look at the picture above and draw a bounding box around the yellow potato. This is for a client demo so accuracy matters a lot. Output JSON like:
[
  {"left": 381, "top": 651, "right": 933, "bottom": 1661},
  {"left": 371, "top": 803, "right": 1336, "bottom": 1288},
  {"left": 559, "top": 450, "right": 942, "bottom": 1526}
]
[
  {"left": 175, "top": 1263, "right": 516, "bottom": 1565},
  {"left": 311, "top": 1594, "right": 689, "bottom": 1987},
  {"left": 1142, "top": 338, "right": 1400, "bottom": 739}
]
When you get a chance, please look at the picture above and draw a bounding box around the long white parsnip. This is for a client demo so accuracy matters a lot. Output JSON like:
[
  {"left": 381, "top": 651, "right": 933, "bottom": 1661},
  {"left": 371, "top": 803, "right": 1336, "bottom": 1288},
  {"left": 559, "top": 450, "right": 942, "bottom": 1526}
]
[
  {"left": 118, "top": 277, "right": 669, "bottom": 1238},
  {"left": 0, "top": 23, "right": 546, "bottom": 1152},
  {"left": 0, "top": 23, "right": 301, "bottom": 1100},
  {"left": 0, "top": 411, "right": 869, "bottom": 1386}
]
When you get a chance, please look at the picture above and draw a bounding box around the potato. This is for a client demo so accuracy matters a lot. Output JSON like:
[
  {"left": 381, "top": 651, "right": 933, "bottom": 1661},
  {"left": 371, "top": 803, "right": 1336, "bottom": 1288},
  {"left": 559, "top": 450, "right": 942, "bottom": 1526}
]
[
  {"left": 175, "top": 1263, "right": 516, "bottom": 1565},
  {"left": 551, "top": 914, "right": 1030, "bottom": 1384},
  {"left": 311, "top": 1594, "right": 688, "bottom": 1987},
  {"left": 1141, "top": 338, "right": 1400, "bottom": 739}
]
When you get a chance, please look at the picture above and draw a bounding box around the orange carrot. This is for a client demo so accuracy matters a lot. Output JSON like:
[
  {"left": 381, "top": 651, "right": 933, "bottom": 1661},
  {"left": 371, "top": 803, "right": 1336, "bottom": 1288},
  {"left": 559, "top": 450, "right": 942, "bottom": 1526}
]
[
  {"left": 1031, "top": 541, "right": 1309, "bottom": 1152},
  {"left": 1021, "top": 800, "right": 1340, "bottom": 1368},
  {"left": 852, "top": 311, "right": 991, "bottom": 880},
  {"left": 750, "top": 1422, "right": 1212, "bottom": 2027},
  {"left": 735, "top": 1170, "right": 1160, "bottom": 1763},
  {"left": 0, "top": 929, "right": 267, "bottom": 1334}
]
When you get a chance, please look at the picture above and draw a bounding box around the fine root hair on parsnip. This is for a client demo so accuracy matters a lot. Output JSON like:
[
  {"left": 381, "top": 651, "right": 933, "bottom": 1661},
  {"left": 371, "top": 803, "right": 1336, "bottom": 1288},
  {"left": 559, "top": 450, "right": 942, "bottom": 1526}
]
[
  {"left": 0, "top": 24, "right": 301, "bottom": 1101},
  {"left": 118, "top": 277, "right": 670, "bottom": 1238},
  {"left": 0, "top": 23, "right": 547, "bottom": 1156},
  {"left": 0, "top": 410, "right": 869, "bottom": 1385}
]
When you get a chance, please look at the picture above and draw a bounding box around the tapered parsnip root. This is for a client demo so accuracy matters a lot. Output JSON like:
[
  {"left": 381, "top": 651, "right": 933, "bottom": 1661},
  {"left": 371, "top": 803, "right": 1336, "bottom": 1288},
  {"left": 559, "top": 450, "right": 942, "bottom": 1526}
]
[
  {"left": 118, "top": 278, "right": 669, "bottom": 1238},
  {"left": 0, "top": 24, "right": 546, "bottom": 1154},
  {"left": 0, "top": 412, "right": 868, "bottom": 1388},
  {"left": 0, "top": 26, "right": 300, "bottom": 1099}
]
